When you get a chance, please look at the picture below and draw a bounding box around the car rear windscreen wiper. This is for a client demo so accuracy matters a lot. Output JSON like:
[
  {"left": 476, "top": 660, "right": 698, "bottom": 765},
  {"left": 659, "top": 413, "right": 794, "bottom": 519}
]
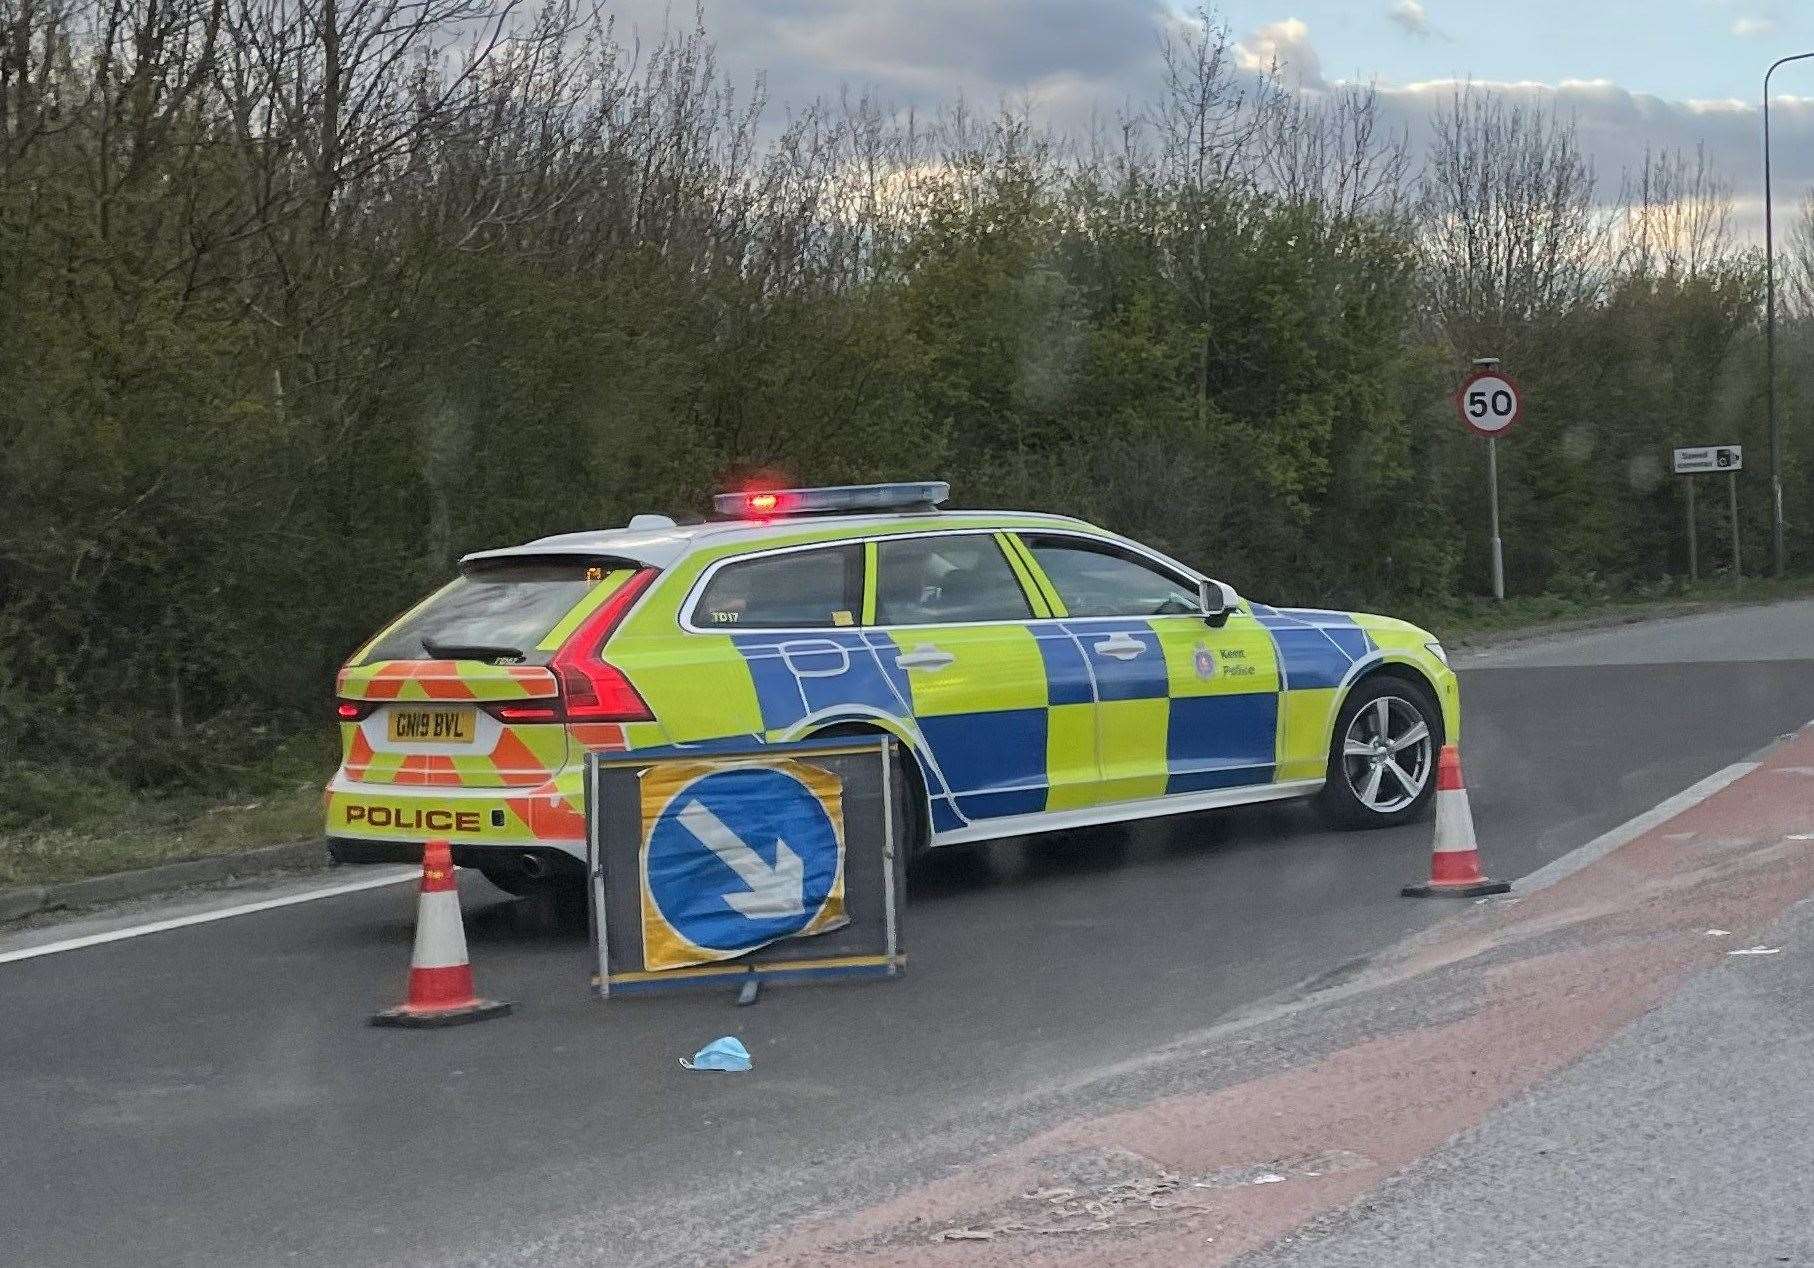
[{"left": 421, "top": 635, "right": 527, "bottom": 664}]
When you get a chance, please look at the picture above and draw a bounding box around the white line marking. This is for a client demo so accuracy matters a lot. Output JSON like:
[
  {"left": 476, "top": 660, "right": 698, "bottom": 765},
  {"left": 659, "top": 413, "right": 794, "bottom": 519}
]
[
  {"left": 1514, "top": 762, "right": 1759, "bottom": 895},
  {"left": 0, "top": 870, "right": 416, "bottom": 966}
]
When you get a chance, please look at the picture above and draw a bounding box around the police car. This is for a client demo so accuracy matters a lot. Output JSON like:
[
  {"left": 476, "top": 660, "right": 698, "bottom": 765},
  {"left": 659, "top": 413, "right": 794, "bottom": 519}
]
[{"left": 326, "top": 483, "right": 1457, "bottom": 893}]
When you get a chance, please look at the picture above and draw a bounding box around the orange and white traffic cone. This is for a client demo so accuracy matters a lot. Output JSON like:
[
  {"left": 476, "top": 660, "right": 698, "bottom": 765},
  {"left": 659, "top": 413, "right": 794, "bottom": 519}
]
[
  {"left": 1401, "top": 745, "right": 1511, "bottom": 899},
  {"left": 371, "top": 839, "right": 512, "bottom": 1028}
]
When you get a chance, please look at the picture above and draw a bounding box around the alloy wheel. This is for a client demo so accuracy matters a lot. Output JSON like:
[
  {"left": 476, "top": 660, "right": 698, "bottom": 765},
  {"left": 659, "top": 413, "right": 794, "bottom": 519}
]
[{"left": 1340, "top": 695, "right": 1433, "bottom": 814}]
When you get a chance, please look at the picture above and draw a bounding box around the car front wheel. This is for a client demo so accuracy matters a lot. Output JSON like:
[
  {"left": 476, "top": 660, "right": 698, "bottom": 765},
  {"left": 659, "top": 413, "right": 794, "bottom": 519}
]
[{"left": 1314, "top": 675, "right": 1441, "bottom": 829}]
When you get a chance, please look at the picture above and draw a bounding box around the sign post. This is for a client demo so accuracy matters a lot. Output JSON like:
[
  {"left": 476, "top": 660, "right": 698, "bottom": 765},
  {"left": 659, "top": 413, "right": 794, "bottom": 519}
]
[
  {"left": 1672, "top": 446, "right": 1743, "bottom": 586},
  {"left": 1685, "top": 477, "right": 1697, "bottom": 583},
  {"left": 1728, "top": 463, "right": 1741, "bottom": 581},
  {"left": 1457, "top": 359, "right": 1523, "bottom": 600}
]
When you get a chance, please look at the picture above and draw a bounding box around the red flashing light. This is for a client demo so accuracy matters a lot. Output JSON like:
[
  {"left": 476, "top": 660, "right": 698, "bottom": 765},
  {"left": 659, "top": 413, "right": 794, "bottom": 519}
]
[
  {"left": 547, "top": 569, "right": 657, "bottom": 723},
  {"left": 712, "top": 482, "right": 949, "bottom": 518},
  {"left": 335, "top": 700, "right": 375, "bottom": 722}
]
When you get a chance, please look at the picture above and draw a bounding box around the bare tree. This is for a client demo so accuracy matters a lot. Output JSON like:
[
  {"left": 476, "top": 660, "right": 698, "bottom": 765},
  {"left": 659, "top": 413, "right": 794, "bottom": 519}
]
[
  {"left": 1259, "top": 84, "right": 1411, "bottom": 224},
  {"left": 1617, "top": 144, "right": 1734, "bottom": 281},
  {"left": 0, "top": 0, "right": 77, "bottom": 168},
  {"left": 1149, "top": 7, "right": 1272, "bottom": 193},
  {"left": 1789, "top": 189, "right": 1814, "bottom": 320},
  {"left": 1417, "top": 86, "right": 1607, "bottom": 348}
]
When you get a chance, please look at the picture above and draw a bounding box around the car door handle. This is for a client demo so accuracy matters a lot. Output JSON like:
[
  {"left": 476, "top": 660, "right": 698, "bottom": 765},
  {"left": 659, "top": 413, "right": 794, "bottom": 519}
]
[
  {"left": 1092, "top": 633, "right": 1146, "bottom": 660},
  {"left": 895, "top": 644, "right": 956, "bottom": 671}
]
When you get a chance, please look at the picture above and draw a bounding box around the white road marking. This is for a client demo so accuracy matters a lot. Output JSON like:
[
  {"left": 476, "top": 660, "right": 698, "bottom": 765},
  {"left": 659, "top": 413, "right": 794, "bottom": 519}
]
[
  {"left": 0, "top": 869, "right": 416, "bottom": 966},
  {"left": 1514, "top": 762, "right": 1759, "bottom": 895}
]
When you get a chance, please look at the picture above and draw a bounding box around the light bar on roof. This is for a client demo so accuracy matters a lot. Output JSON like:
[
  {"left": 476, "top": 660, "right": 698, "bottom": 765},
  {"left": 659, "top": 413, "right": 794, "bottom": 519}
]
[{"left": 713, "top": 482, "right": 950, "bottom": 519}]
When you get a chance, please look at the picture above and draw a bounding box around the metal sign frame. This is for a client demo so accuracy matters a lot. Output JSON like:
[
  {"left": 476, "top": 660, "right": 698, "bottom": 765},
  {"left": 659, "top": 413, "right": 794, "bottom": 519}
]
[
  {"left": 1672, "top": 445, "right": 1742, "bottom": 474},
  {"left": 586, "top": 736, "right": 905, "bottom": 998}
]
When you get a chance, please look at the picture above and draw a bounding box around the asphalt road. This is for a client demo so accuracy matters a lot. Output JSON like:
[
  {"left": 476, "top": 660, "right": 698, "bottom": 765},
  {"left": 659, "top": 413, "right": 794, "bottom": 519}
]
[
  {"left": 4, "top": 603, "right": 1813, "bottom": 1267},
  {"left": 1246, "top": 895, "right": 1814, "bottom": 1268}
]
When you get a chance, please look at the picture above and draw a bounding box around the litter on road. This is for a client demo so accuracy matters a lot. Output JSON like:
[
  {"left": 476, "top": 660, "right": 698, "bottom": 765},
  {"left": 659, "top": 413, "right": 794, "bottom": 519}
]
[
  {"left": 681, "top": 1036, "right": 752, "bottom": 1071},
  {"left": 1726, "top": 946, "right": 1783, "bottom": 957},
  {"left": 934, "top": 1229, "right": 997, "bottom": 1242}
]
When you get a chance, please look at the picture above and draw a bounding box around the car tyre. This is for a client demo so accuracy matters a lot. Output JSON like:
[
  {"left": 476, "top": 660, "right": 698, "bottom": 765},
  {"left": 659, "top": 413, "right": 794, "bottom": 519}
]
[
  {"left": 1315, "top": 674, "right": 1442, "bottom": 830},
  {"left": 808, "top": 724, "right": 932, "bottom": 865},
  {"left": 478, "top": 866, "right": 561, "bottom": 898}
]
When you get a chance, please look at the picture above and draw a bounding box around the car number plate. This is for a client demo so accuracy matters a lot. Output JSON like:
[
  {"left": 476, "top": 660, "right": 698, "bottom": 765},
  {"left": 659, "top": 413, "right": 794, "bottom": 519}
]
[{"left": 387, "top": 706, "right": 476, "bottom": 744}]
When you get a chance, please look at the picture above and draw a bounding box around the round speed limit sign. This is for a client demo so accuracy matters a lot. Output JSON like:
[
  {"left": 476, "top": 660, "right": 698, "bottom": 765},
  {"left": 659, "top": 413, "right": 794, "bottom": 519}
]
[{"left": 1457, "top": 368, "right": 1522, "bottom": 437}]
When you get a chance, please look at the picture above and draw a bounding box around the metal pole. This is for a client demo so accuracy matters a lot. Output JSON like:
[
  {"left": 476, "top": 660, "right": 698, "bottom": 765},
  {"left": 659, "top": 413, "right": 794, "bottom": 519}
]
[
  {"left": 1730, "top": 469, "right": 1742, "bottom": 584},
  {"left": 1488, "top": 437, "right": 1504, "bottom": 600},
  {"left": 1765, "top": 53, "right": 1814, "bottom": 580},
  {"left": 1687, "top": 476, "right": 1698, "bottom": 583}
]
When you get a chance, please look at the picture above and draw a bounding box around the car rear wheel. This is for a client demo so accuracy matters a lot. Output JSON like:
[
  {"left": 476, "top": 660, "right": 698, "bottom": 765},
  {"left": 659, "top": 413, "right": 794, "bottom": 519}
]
[
  {"left": 1315, "top": 675, "right": 1440, "bottom": 829},
  {"left": 478, "top": 866, "right": 554, "bottom": 898},
  {"left": 480, "top": 866, "right": 574, "bottom": 899},
  {"left": 805, "top": 724, "right": 932, "bottom": 864}
]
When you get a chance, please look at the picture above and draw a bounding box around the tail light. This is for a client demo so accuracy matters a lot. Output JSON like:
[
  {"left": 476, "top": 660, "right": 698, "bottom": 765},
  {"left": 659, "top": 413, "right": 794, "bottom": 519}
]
[
  {"left": 491, "top": 702, "right": 561, "bottom": 722},
  {"left": 335, "top": 700, "right": 377, "bottom": 722},
  {"left": 545, "top": 569, "right": 657, "bottom": 722}
]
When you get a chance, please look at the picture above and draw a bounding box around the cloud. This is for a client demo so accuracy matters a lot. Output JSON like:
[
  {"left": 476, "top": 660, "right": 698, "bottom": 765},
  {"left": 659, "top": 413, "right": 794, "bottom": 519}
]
[
  {"left": 1233, "top": 18, "right": 1327, "bottom": 92},
  {"left": 1369, "top": 73, "right": 1814, "bottom": 239},
  {"left": 605, "top": 0, "right": 1174, "bottom": 132},
  {"left": 1731, "top": 15, "right": 1777, "bottom": 38},
  {"left": 1387, "top": 0, "right": 1432, "bottom": 38},
  {"left": 599, "top": 2, "right": 1813, "bottom": 242}
]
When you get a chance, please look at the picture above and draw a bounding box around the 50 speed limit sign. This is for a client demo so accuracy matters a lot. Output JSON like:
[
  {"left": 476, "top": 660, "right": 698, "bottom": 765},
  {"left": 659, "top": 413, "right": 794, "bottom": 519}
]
[{"left": 1456, "top": 368, "right": 1522, "bottom": 437}]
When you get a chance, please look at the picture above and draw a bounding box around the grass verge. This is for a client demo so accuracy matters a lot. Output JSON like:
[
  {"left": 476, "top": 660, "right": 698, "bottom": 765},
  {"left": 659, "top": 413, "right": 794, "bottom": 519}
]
[
  {"left": 1413, "top": 574, "right": 1814, "bottom": 648},
  {"left": 0, "top": 732, "right": 335, "bottom": 890},
  {"left": 0, "top": 782, "right": 327, "bottom": 890}
]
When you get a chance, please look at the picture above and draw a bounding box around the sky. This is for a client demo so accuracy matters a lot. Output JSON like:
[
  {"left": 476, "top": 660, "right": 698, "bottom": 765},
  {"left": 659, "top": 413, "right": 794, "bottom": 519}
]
[{"left": 605, "top": 0, "right": 1814, "bottom": 240}]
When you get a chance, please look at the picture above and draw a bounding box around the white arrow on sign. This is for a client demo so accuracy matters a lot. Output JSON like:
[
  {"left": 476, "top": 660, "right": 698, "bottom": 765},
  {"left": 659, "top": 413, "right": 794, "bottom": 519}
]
[{"left": 675, "top": 800, "right": 806, "bottom": 919}]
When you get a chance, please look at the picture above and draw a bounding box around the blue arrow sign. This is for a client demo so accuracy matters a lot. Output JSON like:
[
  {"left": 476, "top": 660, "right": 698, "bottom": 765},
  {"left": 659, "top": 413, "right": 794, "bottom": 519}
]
[{"left": 645, "top": 766, "right": 841, "bottom": 953}]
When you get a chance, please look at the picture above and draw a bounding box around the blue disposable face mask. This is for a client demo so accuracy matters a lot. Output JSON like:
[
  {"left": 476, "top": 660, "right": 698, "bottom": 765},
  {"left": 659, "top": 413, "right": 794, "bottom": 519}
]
[{"left": 680, "top": 1035, "right": 752, "bottom": 1071}]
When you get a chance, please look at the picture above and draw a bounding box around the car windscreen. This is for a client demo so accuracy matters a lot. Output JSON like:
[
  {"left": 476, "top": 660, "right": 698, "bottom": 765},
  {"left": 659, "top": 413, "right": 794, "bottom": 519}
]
[{"left": 358, "top": 559, "right": 627, "bottom": 665}]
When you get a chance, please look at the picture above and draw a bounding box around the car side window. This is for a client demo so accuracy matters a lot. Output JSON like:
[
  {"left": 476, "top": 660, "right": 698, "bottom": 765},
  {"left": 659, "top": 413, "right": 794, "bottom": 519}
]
[
  {"left": 1023, "top": 536, "right": 1202, "bottom": 619},
  {"left": 874, "top": 534, "right": 1033, "bottom": 626},
  {"left": 693, "top": 545, "right": 862, "bottom": 629}
]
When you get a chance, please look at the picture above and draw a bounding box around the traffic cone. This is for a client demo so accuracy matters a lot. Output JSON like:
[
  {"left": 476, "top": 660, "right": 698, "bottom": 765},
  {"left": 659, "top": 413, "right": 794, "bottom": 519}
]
[
  {"left": 371, "top": 839, "right": 512, "bottom": 1027},
  {"left": 1401, "top": 746, "right": 1511, "bottom": 899}
]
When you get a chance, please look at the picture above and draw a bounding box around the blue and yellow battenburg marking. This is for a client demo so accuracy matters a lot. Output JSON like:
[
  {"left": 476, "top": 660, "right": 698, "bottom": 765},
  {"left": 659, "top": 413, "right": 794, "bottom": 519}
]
[
  {"left": 1251, "top": 604, "right": 1378, "bottom": 782},
  {"left": 697, "top": 606, "right": 1375, "bottom": 833}
]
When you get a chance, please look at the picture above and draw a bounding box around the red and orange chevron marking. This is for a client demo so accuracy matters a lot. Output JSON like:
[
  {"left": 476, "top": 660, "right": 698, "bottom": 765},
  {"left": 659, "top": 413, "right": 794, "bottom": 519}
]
[{"left": 336, "top": 660, "right": 557, "bottom": 703}]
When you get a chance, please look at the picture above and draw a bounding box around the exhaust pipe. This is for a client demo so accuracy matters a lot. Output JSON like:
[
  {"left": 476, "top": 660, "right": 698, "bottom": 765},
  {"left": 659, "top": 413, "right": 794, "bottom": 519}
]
[{"left": 518, "top": 852, "right": 550, "bottom": 881}]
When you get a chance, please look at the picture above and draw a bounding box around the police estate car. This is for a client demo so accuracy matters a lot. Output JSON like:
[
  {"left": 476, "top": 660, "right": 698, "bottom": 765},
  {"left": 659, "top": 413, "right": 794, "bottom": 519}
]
[{"left": 326, "top": 483, "right": 1457, "bottom": 893}]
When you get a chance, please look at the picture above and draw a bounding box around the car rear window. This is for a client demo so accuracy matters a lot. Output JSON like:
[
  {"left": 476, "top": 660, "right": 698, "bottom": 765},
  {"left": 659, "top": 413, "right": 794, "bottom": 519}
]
[{"left": 359, "top": 560, "right": 629, "bottom": 664}]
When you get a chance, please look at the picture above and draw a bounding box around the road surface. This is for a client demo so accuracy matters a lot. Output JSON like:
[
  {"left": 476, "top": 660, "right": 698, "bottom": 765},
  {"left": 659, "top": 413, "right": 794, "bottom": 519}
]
[
  {"left": 1244, "top": 894, "right": 1814, "bottom": 1268},
  {"left": 2, "top": 600, "right": 1812, "bottom": 1266}
]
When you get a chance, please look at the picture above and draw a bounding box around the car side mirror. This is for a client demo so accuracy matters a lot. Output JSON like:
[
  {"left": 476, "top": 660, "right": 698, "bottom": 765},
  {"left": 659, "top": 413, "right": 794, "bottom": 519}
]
[{"left": 1197, "top": 578, "right": 1237, "bottom": 629}]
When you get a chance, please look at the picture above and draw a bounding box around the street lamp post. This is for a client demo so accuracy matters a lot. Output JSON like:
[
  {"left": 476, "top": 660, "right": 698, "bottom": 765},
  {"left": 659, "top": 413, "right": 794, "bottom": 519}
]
[{"left": 1764, "top": 52, "right": 1814, "bottom": 579}]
